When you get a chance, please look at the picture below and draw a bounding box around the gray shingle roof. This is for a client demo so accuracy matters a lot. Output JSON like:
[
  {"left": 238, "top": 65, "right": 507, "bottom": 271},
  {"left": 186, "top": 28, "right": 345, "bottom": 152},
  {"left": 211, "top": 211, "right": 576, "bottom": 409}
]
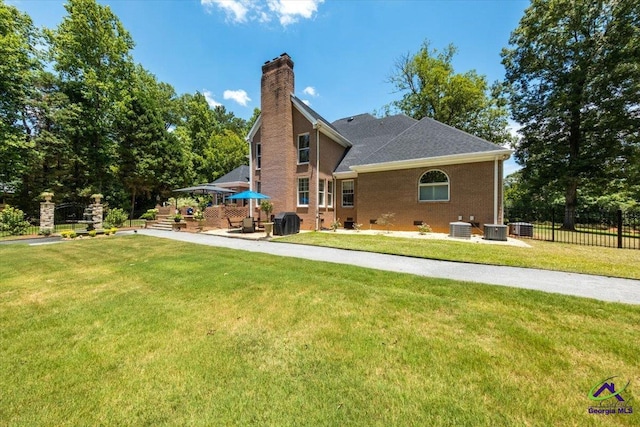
[
  {"left": 212, "top": 165, "right": 250, "bottom": 184},
  {"left": 332, "top": 114, "right": 418, "bottom": 172},
  {"left": 358, "top": 117, "right": 503, "bottom": 166},
  {"left": 291, "top": 95, "right": 342, "bottom": 134}
]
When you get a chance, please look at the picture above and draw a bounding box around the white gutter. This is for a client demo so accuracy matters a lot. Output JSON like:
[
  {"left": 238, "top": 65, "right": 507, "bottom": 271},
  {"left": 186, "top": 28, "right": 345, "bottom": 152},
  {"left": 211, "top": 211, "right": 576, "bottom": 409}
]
[
  {"left": 494, "top": 156, "right": 498, "bottom": 225},
  {"left": 315, "top": 126, "right": 320, "bottom": 231},
  {"left": 350, "top": 149, "right": 512, "bottom": 173}
]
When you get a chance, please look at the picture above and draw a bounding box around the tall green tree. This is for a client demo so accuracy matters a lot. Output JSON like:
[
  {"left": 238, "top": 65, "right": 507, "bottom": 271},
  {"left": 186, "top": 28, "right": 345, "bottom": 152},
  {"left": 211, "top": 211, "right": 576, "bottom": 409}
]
[
  {"left": 0, "top": 1, "right": 40, "bottom": 189},
  {"left": 502, "top": 0, "right": 640, "bottom": 229},
  {"left": 115, "top": 66, "right": 191, "bottom": 216},
  {"left": 389, "top": 40, "right": 512, "bottom": 146},
  {"left": 20, "top": 71, "right": 80, "bottom": 212},
  {"left": 46, "top": 0, "right": 135, "bottom": 199}
]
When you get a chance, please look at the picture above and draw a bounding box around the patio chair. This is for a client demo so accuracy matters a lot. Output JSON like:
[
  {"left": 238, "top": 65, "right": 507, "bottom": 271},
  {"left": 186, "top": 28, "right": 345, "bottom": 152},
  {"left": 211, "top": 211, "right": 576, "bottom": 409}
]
[
  {"left": 227, "top": 217, "right": 242, "bottom": 230},
  {"left": 241, "top": 217, "right": 255, "bottom": 233}
]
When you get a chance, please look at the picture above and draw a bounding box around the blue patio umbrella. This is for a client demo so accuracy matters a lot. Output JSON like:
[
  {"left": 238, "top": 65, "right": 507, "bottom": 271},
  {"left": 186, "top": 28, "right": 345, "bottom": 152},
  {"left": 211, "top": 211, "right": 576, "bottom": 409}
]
[
  {"left": 227, "top": 190, "right": 270, "bottom": 200},
  {"left": 227, "top": 190, "right": 270, "bottom": 219}
]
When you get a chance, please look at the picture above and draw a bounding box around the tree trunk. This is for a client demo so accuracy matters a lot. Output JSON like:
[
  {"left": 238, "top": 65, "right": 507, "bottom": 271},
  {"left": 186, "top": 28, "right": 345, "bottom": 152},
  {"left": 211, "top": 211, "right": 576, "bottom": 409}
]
[
  {"left": 563, "top": 180, "right": 578, "bottom": 230},
  {"left": 130, "top": 188, "right": 136, "bottom": 224}
]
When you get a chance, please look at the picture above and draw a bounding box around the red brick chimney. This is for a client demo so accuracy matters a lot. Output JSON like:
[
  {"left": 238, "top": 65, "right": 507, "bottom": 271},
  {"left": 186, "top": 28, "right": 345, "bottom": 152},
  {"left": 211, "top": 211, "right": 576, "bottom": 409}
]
[{"left": 259, "top": 53, "right": 296, "bottom": 213}]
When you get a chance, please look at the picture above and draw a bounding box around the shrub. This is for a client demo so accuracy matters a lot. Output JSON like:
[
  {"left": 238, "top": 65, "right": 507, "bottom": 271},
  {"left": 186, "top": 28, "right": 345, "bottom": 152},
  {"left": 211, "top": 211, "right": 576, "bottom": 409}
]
[
  {"left": 139, "top": 209, "right": 158, "bottom": 220},
  {"left": 60, "top": 230, "right": 77, "bottom": 239},
  {"left": 110, "top": 227, "right": 118, "bottom": 235},
  {"left": 376, "top": 212, "right": 395, "bottom": 233},
  {"left": 88, "top": 230, "right": 97, "bottom": 238},
  {"left": 104, "top": 208, "right": 128, "bottom": 228},
  {"left": 0, "top": 205, "right": 31, "bottom": 236},
  {"left": 104, "top": 229, "right": 111, "bottom": 236},
  {"left": 39, "top": 228, "right": 52, "bottom": 237},
  {"left": 330, "top": 219, "right": 342, "bottom": 232},
  {"left": 417, "top": 223, "right": 432, "bottom": 235}
]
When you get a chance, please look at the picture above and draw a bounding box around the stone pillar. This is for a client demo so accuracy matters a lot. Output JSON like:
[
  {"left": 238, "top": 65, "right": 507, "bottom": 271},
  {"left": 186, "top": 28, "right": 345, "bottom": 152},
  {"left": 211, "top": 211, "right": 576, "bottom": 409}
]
[
  {"left": 39, "top": 193, "right": 55, "bottom": 233},
  {"left": 91, "top": 194, "right": 103, "bottom": 229}
]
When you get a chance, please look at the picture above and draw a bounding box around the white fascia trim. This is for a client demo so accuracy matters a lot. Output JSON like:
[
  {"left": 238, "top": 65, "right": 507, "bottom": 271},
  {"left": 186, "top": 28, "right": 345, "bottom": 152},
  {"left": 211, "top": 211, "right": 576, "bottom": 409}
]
[
  {"left": 215, "top": 181, "right": 249, "bottom": 188},
  {"left": 333, "top": 170, "right": 358, "bottom": 179},
  {"left": 290, "top": 95, "right": 352, "bottom": 148},
  {"left": 245, "top": 115, "right": 262, "bottom": 142},
  {"left": 350, "top": 149, "right": 512, "bottom": 173}
]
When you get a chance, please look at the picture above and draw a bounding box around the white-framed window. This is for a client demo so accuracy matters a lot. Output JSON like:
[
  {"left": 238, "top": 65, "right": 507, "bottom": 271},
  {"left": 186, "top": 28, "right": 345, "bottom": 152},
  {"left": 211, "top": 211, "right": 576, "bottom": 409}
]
[
  {"left": 342, "top": 180, "right": 354, "bottom": 207},
  {"left": 256, "top": 182, "right": 261, "bottom": 208},
  {"left": 419, "top": 170, "right": 449, "bottom": 201},
  {"left": 327, "top": 181, "right": 333, "bottom": 208},
  {"left": 318, "top": 179, "right": 325, "bottom": 207},
  {"left": 256, "top": 143, "right": 261, "bottom": 169},
  {"left": 298, "top": 134, "right": 310, "bottom": 164},
  {"left": 298, "top": 177, "right": 309, "bottom": 206}
]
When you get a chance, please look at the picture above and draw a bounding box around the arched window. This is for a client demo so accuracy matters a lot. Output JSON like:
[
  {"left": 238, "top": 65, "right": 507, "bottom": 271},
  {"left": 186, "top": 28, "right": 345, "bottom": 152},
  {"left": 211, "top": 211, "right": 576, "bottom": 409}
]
[{"left": 419, "top": 170, "right": 449, "bottom": 201}]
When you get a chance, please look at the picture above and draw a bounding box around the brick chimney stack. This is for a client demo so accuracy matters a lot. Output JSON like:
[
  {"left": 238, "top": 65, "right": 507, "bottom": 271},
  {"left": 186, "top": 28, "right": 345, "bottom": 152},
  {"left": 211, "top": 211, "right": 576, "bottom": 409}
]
[{"left": 260, "top": 53, "right": 296, "bottom": 213}]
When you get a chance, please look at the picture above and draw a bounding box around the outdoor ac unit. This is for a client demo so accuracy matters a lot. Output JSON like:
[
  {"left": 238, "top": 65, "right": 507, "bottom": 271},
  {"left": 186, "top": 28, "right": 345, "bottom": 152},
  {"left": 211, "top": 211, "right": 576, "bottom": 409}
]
[
  {"left": 509, "top": 222, "right": 534, "bottom": 237},
  {"left": 449, "top": 221, "right": 471, "bottom": 239},
  {"left": 484, "top": 224, "right": 508, "bottom": 241}
]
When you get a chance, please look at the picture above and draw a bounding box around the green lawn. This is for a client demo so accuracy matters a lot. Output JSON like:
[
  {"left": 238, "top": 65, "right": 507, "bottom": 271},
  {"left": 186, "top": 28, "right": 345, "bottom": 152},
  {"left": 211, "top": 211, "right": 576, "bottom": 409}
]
[
  {"left": 1, "top": 236, "right": 639, "bottom": 426},
  {"left": 276, "top": 232, "right": 640, "bottom": 280}
]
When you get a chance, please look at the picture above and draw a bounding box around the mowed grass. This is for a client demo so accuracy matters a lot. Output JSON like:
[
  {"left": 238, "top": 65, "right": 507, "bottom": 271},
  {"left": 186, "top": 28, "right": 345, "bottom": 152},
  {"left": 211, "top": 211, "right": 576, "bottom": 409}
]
[
  {"left": 277, "top": 232, "right": 640, "bottom": 280},
  {"left": 1, "top": 236, "right": 639, "bottom": 426}
]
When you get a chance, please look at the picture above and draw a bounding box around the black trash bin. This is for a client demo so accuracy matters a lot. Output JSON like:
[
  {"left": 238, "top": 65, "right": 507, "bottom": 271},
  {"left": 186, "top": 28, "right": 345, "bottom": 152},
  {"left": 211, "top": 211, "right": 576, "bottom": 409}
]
[{"left": 273, "top": 212, "right": 301, "bottom": 236}]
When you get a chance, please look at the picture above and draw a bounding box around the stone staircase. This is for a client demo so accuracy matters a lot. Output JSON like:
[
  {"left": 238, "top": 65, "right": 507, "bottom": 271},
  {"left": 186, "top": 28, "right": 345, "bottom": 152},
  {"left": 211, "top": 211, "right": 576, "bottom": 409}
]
[{"left": 147, "top": 215, "right": 174, "bottom": 231}]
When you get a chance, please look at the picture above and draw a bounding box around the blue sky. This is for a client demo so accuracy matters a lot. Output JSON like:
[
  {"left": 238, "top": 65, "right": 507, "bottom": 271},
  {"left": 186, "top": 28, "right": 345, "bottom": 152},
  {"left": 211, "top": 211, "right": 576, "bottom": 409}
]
[{"left": 13, "top": 0, "right": 528, "bottom": 173}]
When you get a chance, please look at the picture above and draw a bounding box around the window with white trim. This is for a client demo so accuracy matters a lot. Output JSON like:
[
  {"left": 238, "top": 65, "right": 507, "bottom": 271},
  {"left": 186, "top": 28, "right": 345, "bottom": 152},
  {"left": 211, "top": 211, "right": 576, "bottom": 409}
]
[
  {"left": 327, "top": 181, "right": 333, "bottom": 207},
  {"left": 298, "top": 177, "right": 309, "bottom": 206},
  {"left": 298, "top": 134, "right": 310, "bottom": 164},
  {"left": 419, "top": 170, "right": 449, "bottom": 201},
  {"left": 342, "top": 180, "right": 354, "bottom": 207},
  {"left": 256, "top": 143, "right": 261, "bottom": 169},
  {"left": 318, "top": 179, "right": 325, "bottom": 207}
]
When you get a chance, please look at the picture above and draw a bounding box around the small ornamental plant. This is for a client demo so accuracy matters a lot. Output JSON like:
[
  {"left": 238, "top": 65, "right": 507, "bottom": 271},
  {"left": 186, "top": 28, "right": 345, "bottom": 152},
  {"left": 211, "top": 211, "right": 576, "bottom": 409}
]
[
  {"left": 330, "top": 218, "right": 342, "bottom": 232},
  {"left": 417, "top": 223, "right": 432, "bottom": 235},
  {"left": 110, "top": 227, "right": 118, "bottom": 235},
  {"left": 376, "top": 212, "right": 395, "bottom": 233},
  {"left": 140, "top": 209, "right": 158, "bottom": 220},
  {"left": 88, "top": 230, "right": 97, "bottom": 238},
  {"left": 353, "top": 223, "right": 363, "bottom": 232},
  {"left": 193, "top": 210, "right": 205, "bottom": 221},
  {"left": 260, "top": 200, "right": 274, "bottom": 220}
]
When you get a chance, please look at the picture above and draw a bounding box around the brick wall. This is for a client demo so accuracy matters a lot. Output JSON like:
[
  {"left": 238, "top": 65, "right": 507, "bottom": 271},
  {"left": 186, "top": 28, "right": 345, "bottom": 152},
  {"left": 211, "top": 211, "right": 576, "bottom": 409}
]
[{"left": 338, "top": 161, "right": 502, "bottom": 233}]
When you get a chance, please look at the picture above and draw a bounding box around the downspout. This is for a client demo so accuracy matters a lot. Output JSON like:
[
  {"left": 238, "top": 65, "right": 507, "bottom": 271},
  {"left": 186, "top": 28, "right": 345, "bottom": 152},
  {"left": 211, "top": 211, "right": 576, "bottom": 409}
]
[
  {"left": 247, "top": 137, "right": 253, "bottom": 218},
  {"left": 493, "top": 156, "right": 499, "bottom": 224},
  {"left": 315, "top": 124, "right": 320, "bottom": 231}
]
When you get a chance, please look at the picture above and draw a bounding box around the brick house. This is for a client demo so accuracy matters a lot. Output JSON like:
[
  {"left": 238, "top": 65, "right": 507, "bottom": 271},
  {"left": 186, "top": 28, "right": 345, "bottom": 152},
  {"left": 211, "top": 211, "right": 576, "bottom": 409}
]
[{"left": 247, "top": 53, "right": 512, "bottom": 232}]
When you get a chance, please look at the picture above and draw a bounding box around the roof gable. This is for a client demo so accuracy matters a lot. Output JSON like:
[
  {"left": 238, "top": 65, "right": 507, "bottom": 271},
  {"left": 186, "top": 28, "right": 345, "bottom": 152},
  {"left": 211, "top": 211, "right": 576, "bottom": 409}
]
[
  {"left": 212, "top": 165, "right": 250, "bottom": 185},
  {"left": 332, "top": 114, "right": 418, "bottom": 173},
  {"left": 359, "top": 117, "right": 507, "bottom": 166}
]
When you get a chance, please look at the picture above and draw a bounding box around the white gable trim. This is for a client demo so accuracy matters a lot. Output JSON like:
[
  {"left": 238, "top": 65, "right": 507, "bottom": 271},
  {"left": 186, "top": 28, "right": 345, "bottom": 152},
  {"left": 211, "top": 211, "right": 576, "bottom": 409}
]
[
  {"left": 291, "top": 95, "right": 352, "bottom": 148},
  {"left": 350, "top": 149, "right": 512, "bottom": 174},
  {"left": 246, "top": 115, "right": 262, "bottom": 142}
]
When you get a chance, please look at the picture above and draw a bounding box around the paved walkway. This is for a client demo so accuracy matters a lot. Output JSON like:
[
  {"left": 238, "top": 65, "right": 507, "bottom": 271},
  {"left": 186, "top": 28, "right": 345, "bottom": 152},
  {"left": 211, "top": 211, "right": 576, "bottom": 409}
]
[{"left": 134, "top": 229, "right": 640, "bottom": 305}]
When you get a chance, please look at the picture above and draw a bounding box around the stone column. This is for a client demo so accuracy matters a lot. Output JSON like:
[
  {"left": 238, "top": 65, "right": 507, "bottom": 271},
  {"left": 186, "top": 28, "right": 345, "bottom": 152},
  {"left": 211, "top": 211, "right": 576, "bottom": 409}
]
[
  {"left": 91, "top": 194, "right": 103, "bottom": 229},
  {"left": 39, "top": 193, "right": 55, "bottom": 233}
]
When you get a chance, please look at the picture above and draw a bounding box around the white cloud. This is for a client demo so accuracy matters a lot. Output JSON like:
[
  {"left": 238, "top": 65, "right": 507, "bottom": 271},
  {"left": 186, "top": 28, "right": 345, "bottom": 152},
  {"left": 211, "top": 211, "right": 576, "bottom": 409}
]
[
  {"left": 303, "top": 86, "right": 318, "bottom": 97},
  {"left": 203, "top": 90, "right": 222, "bottom": 108},
  {"left": 223, "top": 89, "right": 251, "bottom": 106},
  {"left": 267, "top": 0, "right": 323, "bottom": 26},
  {"left": 201, "top": 0, "right": 249, "bottom": 23},
  {"left": 201, "top": 0, "right": 324, "bottom": 27}
]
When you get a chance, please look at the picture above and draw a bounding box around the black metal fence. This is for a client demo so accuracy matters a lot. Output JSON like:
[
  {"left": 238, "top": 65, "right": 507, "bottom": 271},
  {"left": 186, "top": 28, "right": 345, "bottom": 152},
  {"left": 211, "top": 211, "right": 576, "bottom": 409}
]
[{"left": 505, "top": 207, "right": 640, "bottom": 250}]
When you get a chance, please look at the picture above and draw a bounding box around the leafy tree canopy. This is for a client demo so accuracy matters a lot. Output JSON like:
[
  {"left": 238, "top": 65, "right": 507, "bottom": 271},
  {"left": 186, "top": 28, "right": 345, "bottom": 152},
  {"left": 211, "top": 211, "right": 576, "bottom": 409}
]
[
  {"left": 388, "top": 40, "right": 513, "bottom": 146},
  {"left": 502, "top": 0, "right": 640, "bottom": 228}
]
